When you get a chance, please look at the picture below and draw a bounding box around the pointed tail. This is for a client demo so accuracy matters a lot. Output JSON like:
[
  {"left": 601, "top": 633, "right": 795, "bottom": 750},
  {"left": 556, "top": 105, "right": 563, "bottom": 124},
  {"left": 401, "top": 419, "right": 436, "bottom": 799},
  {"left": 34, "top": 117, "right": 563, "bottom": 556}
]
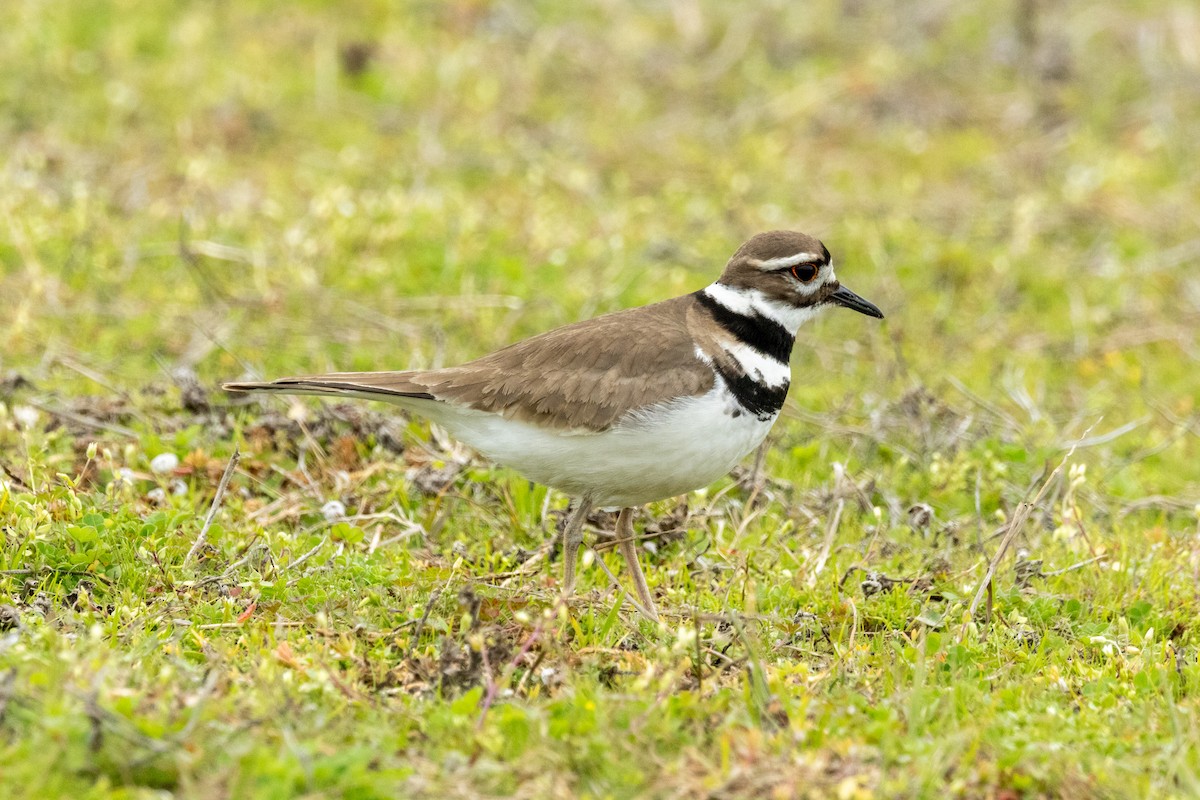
[{"left": 223, "top": 372, "right": 437, "bottom": 405}]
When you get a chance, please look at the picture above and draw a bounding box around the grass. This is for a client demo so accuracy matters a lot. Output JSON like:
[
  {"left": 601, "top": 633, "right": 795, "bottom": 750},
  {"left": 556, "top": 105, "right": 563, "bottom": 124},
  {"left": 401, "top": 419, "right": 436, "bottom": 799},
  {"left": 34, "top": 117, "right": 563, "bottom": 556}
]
[{"left": 2, "top": 0, "right": 1199, "bottom": 796}]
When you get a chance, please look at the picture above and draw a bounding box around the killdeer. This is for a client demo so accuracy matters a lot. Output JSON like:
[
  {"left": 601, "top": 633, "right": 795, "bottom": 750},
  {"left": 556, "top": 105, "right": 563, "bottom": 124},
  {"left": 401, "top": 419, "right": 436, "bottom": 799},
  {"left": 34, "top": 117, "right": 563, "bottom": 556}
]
[{"left": 224, "top": 231, "right": 883, "bottom": 620}]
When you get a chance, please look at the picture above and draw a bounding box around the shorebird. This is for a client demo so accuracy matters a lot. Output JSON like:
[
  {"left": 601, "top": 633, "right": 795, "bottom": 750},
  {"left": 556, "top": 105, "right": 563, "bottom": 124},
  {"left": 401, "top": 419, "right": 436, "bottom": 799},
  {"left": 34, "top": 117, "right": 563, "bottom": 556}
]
[{"left": 225, "top": 231, "right": 883, "bottom": 619}]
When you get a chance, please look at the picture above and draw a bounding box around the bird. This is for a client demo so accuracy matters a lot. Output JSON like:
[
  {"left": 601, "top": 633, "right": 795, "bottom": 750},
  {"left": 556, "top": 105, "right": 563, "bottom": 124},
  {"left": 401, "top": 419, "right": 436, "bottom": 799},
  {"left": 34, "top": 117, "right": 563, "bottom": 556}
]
[{"left": 223, "top": 231, "right": 884, "bottom": 620}]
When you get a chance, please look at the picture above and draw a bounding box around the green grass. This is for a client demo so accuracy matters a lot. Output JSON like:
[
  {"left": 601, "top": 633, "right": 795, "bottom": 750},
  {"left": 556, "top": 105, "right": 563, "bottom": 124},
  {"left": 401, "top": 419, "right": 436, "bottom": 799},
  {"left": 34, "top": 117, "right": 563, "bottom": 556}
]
[{"left": 2, "top": 1, "right": 1200, "bottom": 797}]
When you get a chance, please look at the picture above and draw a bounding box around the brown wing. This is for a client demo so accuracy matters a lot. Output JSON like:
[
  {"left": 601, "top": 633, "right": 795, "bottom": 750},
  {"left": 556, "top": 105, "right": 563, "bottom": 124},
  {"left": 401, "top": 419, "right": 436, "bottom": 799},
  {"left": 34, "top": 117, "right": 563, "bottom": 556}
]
[
  {"left": 418, "top": 294, "right": 714, "bottom": 431},
  {"left": 224, "top": 294, "right": 715, "bottom": 432}
]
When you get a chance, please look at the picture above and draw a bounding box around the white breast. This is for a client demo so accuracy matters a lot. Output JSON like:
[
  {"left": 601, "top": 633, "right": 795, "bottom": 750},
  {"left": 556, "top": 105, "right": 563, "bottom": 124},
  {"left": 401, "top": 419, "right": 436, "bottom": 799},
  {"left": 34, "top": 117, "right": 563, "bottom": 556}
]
[{"left": 421, "top": 383, "right": 778, "bottom": 509}]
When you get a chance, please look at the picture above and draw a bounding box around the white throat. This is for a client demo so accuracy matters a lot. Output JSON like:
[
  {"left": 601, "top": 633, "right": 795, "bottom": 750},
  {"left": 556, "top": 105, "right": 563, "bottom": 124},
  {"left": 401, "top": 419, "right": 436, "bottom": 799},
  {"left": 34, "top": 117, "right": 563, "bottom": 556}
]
[{"left": 702, "top": 282, "right": 825, "bottom": 334}]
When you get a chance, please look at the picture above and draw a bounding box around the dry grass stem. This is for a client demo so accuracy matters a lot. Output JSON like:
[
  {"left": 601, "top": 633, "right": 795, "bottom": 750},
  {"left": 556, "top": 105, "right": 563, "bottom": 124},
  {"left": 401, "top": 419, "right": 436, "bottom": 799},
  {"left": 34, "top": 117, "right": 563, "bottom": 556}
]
[
  {"left": 185, "top": 448, "right": 241, "bottom": 566},
  {"left": 959, "top": 421, "right": 1098, "bottom": 641}
]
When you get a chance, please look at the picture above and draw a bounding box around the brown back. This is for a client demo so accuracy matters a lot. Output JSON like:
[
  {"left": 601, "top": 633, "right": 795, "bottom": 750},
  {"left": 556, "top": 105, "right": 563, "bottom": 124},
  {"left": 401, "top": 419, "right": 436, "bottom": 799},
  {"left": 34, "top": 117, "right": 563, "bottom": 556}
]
[{"left": 418, "top": 294, "right": 713, "bottom": 430}]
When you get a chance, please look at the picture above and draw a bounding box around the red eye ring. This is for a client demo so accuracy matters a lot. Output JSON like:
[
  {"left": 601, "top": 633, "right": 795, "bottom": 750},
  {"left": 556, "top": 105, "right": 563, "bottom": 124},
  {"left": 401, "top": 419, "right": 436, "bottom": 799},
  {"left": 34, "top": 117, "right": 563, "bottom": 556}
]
[{"left": 791, "top": 263, "right": 819, "bottom": 283}]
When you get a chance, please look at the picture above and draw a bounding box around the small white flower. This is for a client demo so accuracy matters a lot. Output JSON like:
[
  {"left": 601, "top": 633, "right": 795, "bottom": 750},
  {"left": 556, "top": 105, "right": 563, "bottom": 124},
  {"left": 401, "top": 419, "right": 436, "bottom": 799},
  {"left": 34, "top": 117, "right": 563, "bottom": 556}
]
[
  {"left": 113, "top": 467, "right": 136, "bottom": 488},
  {"left": 146, "top": 487, "right": 166, "bottom": 504},
  {"left": 321, "top": 500, "right": 347, "bottom": 521},
  {"left": 170, "top": 479, "right": 188, "bottom": 496},
  {"left": 13, "top": 406, "right": 39, "bottom": 429},
  {"left": 150, "top": 453, "right": 179, "bottom": 475}
]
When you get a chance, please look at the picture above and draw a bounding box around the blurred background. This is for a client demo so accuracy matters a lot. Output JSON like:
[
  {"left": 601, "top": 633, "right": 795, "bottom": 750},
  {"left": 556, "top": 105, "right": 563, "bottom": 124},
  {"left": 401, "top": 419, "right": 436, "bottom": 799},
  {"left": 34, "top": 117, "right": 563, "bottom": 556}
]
[{"left": 1, "top": 0, "right": 1198, "bottom": 492}]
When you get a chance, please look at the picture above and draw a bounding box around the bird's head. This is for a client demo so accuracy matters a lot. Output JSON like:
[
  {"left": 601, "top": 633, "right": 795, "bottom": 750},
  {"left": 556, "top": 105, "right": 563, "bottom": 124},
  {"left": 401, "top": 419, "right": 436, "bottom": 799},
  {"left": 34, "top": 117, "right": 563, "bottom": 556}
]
[{"left": 719, "top": 230, "right": 884, "bottom": 320}]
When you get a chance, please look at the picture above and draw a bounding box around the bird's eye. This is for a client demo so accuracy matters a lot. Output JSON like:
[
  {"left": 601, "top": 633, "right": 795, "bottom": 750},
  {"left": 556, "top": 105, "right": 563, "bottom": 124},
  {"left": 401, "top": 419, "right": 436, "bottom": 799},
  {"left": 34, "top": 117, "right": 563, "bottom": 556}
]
[{"left": 790, "top": 263, "right": 820, "bottom": 283}]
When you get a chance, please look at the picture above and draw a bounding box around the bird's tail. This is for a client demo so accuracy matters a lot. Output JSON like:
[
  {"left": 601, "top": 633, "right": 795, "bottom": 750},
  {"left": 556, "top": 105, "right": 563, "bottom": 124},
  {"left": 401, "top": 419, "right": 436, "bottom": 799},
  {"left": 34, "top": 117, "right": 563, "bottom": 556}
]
[{"left": 223, "top": 372, "right": 438, "bottom": 406}]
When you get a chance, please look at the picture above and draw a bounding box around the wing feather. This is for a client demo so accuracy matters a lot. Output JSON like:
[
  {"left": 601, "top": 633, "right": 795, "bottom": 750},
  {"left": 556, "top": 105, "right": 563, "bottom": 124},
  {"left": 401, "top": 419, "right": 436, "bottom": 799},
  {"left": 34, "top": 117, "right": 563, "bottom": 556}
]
[{"left": 224, "top": 294, "right": 715, "bottom": 432}]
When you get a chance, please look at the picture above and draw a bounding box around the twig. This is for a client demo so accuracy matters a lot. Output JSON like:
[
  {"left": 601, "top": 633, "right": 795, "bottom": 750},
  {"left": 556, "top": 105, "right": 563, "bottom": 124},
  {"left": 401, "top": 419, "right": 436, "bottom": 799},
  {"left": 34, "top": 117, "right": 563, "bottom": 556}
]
[
  {"left": 55, "top": 355, "right": 123, "bottom": 394},
  {"left": 185, "top": 448, "right": 240, "bottom": 566},
  {"left": 193, "top": 620, "right": 305, "bottom": 630},
  {"left": 945, "top": 375, "right": 1024, "bottom": 433},
  {"left": 809, "top": 499, "right": 844, "bottom": 584},
  {"left": 1119, "top": 495, "right": 1198, "bottom": 516},
  {"left": 501, "top": 540, "right": 557, "bottom": 584},
  {"left": 281, "top": 537, "right": 327, "bottom": 574},
  {"left": 592, "top": 526, "right": 688, "bottom": 553},
  {"left": 26, "top": 401, "right": 137, "bottom": 439},
  {"left": 190, "top": 543, "right": 268, "bottom": 588},
  {"left": 845, "top": 596, "right": 859, "bottom": 656},
  {"left": 593, "top": 553, "right": 655, "bottom": 620},
  {"left": 959, "top": 484, "right": 1037, "bottom": 639},
  {"left": 1040, "top": 554, "right": 1108, "bottom": 577},
  {"left": 404, "top": 574, "right": 454, "bottom": 660},
  {"left": 1058, "top": 416, "right": 1149, "bottom": 450},
  {"left": 959, "top": 421, "right": 1097, "bottom": 642}
]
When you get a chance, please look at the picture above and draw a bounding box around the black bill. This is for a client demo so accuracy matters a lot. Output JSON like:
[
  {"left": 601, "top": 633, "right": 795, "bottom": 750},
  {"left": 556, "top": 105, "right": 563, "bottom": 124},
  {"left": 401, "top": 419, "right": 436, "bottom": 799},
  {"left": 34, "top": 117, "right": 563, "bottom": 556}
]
[{"left": 828, "top": 285, "right": 884, "bottom": 319}]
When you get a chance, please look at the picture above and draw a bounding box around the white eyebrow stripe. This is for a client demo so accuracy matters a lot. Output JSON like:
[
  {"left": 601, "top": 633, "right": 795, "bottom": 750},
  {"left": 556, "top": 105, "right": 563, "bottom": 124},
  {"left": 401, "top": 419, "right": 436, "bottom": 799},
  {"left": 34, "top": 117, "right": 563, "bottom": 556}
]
[{"left": 750, "top": 252, "right": 822, "bottom": 270}]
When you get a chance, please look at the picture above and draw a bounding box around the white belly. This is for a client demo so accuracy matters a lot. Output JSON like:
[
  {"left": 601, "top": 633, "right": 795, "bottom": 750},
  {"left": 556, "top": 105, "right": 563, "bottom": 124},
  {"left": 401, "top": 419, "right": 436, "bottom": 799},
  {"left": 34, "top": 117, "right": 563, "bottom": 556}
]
[{"left": 423, "top": 386, "right": 777, "bottom": 508}]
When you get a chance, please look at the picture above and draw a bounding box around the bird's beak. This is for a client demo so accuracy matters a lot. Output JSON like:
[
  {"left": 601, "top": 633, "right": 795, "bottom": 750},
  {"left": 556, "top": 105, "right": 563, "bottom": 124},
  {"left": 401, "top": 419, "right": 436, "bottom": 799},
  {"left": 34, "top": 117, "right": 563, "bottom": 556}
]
[{"left": 828, "top": 284, "right": 884, "bottom": 319}]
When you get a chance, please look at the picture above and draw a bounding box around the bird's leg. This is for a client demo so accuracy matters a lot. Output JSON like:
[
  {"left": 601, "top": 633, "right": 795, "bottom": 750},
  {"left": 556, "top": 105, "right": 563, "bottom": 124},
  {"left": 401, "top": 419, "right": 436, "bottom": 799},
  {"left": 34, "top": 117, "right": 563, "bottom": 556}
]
[
  {"left": 616, "top": 507, "right": 659, "bottom": 621},
  {"left": 560, "top": 496, "right": 593, "bottom": 597}
]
